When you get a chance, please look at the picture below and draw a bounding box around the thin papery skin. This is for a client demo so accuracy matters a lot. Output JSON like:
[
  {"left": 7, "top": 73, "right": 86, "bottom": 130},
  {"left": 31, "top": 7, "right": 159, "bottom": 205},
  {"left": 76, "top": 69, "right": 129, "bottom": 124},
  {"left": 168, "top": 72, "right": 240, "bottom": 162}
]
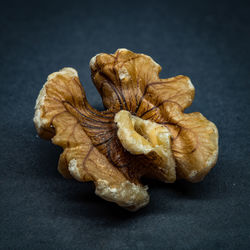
[{"left": 34, "top": 48, "right": 218, "bottom": 211}]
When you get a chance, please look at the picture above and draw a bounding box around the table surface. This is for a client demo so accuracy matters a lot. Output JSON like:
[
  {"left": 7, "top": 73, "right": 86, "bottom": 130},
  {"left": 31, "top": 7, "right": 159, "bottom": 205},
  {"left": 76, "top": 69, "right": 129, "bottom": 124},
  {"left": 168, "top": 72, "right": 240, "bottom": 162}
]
[{"left": 1, "top": 0, "right": 250, "bottom": 249}]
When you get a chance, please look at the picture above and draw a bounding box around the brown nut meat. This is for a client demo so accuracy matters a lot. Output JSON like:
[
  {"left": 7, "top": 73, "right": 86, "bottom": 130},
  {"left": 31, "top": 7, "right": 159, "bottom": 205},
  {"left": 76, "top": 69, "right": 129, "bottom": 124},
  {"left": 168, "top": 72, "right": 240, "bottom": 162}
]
[{"left": 34, "top": 49, "right": 218, "bottom": 211}]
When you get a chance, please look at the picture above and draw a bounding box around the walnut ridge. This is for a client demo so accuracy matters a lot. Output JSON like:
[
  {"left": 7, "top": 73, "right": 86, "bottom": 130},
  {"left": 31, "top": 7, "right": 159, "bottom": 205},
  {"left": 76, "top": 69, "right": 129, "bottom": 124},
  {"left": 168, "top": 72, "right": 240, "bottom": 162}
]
[{"left": 33, "top": 49, "right": 219, "bottom": 211}]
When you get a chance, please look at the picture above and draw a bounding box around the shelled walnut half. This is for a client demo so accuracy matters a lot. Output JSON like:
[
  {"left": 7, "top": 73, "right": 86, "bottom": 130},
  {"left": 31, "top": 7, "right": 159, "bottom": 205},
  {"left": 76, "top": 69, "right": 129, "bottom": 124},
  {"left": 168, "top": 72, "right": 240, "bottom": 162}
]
[{"left": 34, "top": 49, "right": 218, "bottom": 211}]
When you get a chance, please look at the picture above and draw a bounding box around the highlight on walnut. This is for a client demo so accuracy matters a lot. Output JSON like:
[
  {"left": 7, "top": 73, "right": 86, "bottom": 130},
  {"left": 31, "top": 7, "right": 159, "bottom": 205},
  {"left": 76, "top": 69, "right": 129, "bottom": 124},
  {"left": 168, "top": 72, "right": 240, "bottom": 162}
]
[{"left": 33, "top": 48, "right": 219, "bottom": 211}]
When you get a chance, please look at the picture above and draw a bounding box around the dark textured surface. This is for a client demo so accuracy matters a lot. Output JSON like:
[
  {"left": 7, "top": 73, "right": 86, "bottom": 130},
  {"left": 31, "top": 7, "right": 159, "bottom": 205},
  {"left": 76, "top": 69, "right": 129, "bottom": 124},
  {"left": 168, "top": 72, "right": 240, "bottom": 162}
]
[{"left": 1, "top": 0, "right": 250, "bottom": 249}]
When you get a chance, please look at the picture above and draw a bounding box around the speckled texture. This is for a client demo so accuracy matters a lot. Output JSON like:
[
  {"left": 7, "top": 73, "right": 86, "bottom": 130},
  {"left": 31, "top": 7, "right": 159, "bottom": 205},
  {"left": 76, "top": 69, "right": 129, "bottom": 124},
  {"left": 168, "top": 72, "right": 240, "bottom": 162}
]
[{"left": 0, "top": 0, "right": 250, "bottom": 249}]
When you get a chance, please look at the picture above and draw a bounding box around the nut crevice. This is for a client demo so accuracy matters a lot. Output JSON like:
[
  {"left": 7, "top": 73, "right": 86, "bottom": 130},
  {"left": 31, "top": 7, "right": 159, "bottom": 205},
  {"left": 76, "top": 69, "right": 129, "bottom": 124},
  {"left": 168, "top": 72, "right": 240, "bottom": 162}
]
[{"left": 115, "top": 110, "right": 176, "bottom": 183}]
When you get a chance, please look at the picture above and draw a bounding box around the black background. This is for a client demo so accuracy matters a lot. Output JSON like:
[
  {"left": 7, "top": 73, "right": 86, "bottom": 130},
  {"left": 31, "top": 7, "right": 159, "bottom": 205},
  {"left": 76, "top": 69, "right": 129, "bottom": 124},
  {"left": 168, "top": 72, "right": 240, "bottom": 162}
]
[{"left": 1, "top": 0, "right": 250, "bottom": 249}]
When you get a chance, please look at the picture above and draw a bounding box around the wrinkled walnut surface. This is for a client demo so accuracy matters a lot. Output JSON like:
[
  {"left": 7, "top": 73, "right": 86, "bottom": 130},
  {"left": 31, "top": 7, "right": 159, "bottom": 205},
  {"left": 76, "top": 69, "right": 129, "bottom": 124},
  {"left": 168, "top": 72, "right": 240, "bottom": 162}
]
[{"left": 34, "top": 49, "right": 218, "bottom": 211}]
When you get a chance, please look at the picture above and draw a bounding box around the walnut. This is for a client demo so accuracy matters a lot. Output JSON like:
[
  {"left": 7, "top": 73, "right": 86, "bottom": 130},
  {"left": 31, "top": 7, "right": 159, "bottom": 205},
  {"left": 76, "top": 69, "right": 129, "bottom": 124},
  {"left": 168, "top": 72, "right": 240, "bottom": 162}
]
[{"left": 34, "top": 49, "right": 218, "bottom": 211}]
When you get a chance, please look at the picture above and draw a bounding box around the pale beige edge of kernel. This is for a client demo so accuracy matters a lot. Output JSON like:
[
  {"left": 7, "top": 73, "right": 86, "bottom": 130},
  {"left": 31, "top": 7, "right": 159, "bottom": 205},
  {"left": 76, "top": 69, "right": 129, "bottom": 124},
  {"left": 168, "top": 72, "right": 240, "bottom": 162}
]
[
  {"left": 69, "top": 157, "right": 150, "bottom": 211},
  {"left": 68, "top": 158, "right": 149, "bottom": 211},
  {"left": 116, "top": 48, "right": 129, "bottom": 53},
  {"left": 114, "top": 110, "right": 175, "bottom": 157},
  {"left": 33, "top": 67, "right": 78, "bottom": 132},
  {"left": 95, "top": 179, "right": 149, "bottom": 212},
  {"left": 118, "top": 67, "right": 130, "bottom": 80},
  {"left": 89, "top": 53, "right": 103, "bottom": 70},
  {"left": 187, "top": 78, "right": 195, "bottom": 104},
  {"left": 114, "top": 111, "right": 153, "bottom": 154},
  {"left": 187, "top": 79, "right": 195, "bottom": 90},
  {"left": 68, "top": 159, "right": 82, "bottom": 182}
]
